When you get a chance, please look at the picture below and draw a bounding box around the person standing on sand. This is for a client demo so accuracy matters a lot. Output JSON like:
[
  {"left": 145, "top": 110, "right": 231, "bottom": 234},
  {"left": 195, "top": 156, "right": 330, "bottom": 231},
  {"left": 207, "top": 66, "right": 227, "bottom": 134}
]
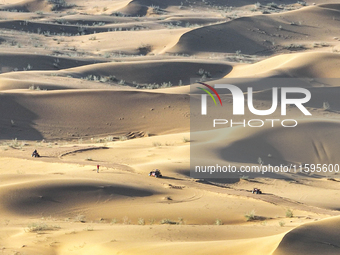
[{"left": 97, "top": 164, "right": 100, "bottom": 173}]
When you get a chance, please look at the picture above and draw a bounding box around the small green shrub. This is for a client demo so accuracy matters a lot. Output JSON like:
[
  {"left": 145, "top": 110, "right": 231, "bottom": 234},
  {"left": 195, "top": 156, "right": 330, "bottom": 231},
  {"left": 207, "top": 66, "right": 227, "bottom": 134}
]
[
  {"left": 153, "top": 141, "right": 162, "bottom": 147},
  {"left": 215, "top": 219, "right": 223, "bottom": 225},
  {"left": 240, "top": 175, "right": 249, "bottom": 180},
  {"left": 123, "top": 216, "right": 131, "bottom": 225},
  {"left": 118, "top": 80, "right": 125, "bottom": 85},
  {"left": 84, "top": 225, "right": 94, "bottom": 231},
  {"left": 182, "top": 137, "right": 190, "bottom": 143},
  {"left": 26, "top": 222, "right": 59, "bottom": 232},
  {"left": 285, "top": 209, "right": 293, "bottom": 218},
  {"left": 119, "top": 136, "right": 127, "bottom": 141},
  {"left": 245, "top": 210, "right": 256, "bottom": 221},
  {"left": 323, "top": 101, "right": 330, "bottom": 110},
  {"left": 138, "top": 218, "right": 145, "bottom": 225},
  {"left": 160, "top": 218, "right": 176, "bottom": 224},
  {"left": 74, "top": 214, "right": 86, "bottom": 222}
]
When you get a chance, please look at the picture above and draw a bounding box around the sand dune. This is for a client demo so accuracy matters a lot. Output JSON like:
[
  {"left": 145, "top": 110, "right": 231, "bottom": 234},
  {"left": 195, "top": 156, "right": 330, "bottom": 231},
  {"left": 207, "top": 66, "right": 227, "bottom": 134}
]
[
  {"left": 0, "top": 0, "right": 51, "bottom": 12},
  {"left": 118, "top": 0, "right": 149, "bottom": 16},
  {"left": 0, "top": 0, "right": 339, "bottom": 254},
  {"left": 0, "top": 130, "right": 336, "bottom": 255},
  {"left": 0, "top": 90, "right": 189, "bottom": 140},
  {"left": 228, "top": 52, "right": 340, "bottom": 78},
  {"left": 0, "top": 19, "right": 111, "bottom": 35},
  {"left": 63, "top": 59, "right": 232, "bottom": 86},
  {"left": 0, "top": 53, "right": 103, "bottom": 74},
  {"left": 0, "top": 179, "right": 155, "bottom": 216},
  {"left": 117, "top": 0, "right": 324, "bottom": 11},
  {"left": 0, "top": 59, "right": 231, "bottom": 90},
  {"left": 168, "top": 4, "right": 340, "bottom": 55},
  {"left": 273, "top": 216, "right": 340, "bottom": 255},
  {"left": 192, "top": 120, "right": 340, "bottom": 169},
  {"left": 66, "top": 28, "right": 190, "bottom": 55}
]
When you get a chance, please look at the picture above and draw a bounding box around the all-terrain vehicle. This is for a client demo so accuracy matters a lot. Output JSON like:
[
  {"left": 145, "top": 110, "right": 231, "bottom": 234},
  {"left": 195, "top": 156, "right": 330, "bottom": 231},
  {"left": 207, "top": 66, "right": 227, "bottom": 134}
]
[
  {"left": 32, "top": 150, "right": 40, "bottom": 158},
  {"left": 252, "top": 188, "right": 262, "bottom": 194},
  {"left": 149, "top": 169, "right": 162, "bottom": 178}
]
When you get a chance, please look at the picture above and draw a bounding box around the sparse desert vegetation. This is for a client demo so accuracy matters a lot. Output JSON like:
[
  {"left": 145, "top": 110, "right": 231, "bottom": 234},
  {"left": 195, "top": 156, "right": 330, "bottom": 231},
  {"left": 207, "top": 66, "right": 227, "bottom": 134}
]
[
  {"left": 26, "top": 222, "right": 60, "bottom": 232},
  {"left": 245, "top": 210, "right": 256, "bottom": 221},
  {"left": 0, "top": 0, "right": 338, "bottom": 254}
]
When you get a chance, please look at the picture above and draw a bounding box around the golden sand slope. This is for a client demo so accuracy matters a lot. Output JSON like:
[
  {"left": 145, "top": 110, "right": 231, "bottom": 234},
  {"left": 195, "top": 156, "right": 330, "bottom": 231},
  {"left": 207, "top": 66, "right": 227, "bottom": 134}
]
[
  {"left": 0, "top": 131, "right": 339, "bottom": 255},
  {"left": 273, "top": 216, "right": 340, "bottom": 255},
  {"left": 192, "top": 120, "right": 340, "bottom": 168},
  {"left": 0, "top": 90, "right": 189, "bottom": 140},
  {"left": 228, "top": 52, "right": 340, "bottom": 78},
  {"left": 0, "top": 1, "right": 339, "bottom": 254}
]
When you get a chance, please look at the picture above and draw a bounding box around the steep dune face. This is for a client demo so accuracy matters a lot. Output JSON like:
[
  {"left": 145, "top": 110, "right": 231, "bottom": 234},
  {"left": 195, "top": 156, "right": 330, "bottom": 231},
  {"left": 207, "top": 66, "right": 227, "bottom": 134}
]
[
  {"left": 228, "top": 52, "right": 340, "bottom": 78},
  {"left": 273, "top": 216, "right": 340, "bottom": 255},
  {"left": 0, "top": 90, "right": 189, "bottom": 140},
  {"left": 169, "top": 18, "right": 269, "bottom": 55},
  {"left": 118, "top": 1, "right": 149, "bottom": 16},
  {"left": 72, "top": 29, "right": 190, "bottom": 55},
  {"left": 0, "top": 93, "right": 43, "bottom": 140},
  {"left": 192, "top": 120, "right": 340, "bottom": 167},
  {"left": 63, "top": 60, "right": 232, "bottom": 86},
  {"left": 168, "top": 5, "right": 340, "bottom": 55},
  {"left": 0, "top": 0, "right": 51, "bottom": 12},
  {"left": 320, "top": 3, "right": 340, "bottom": 10}
]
